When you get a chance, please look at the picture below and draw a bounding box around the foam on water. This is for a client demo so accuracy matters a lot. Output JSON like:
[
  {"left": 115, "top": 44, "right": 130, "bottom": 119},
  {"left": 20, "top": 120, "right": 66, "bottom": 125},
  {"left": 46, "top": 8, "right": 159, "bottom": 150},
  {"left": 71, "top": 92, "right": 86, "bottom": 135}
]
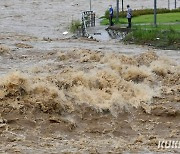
[{"left": 0, "top": 50, "right": 179, "bottom": 116}]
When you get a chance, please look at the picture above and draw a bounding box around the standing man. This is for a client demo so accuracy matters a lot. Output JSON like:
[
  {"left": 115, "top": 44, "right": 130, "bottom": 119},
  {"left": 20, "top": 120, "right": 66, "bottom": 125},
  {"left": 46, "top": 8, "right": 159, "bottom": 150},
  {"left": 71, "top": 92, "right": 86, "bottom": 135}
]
[
  {"left": 127, "top": 5, "right": 132, "bottom": 28},
  {"left": 109, "top": 5, "right": 114, "bottom": 26}
]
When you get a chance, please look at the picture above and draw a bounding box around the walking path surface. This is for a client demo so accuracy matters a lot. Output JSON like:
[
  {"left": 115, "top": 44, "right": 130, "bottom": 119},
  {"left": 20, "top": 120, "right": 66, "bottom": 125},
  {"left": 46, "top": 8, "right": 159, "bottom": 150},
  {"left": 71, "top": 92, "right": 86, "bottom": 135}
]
[{"left": 86, "top": 19, "right": 111, "bottom": 41}]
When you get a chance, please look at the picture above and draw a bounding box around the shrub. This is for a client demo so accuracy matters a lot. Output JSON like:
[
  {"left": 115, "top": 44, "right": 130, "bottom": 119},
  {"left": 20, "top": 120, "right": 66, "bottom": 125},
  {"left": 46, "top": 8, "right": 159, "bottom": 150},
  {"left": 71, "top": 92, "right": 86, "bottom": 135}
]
[
  {"left": 124, "top": 27, "right": 180, "bottom": 50},
  {"left": 166, "top": 28, "right": 180, "bottom": 45},
  {"left": 129, "top": 28, "right": 160, "bottom": 43},
  {"left": 70, "top": 20, "right": 81, "bottom": 33}
]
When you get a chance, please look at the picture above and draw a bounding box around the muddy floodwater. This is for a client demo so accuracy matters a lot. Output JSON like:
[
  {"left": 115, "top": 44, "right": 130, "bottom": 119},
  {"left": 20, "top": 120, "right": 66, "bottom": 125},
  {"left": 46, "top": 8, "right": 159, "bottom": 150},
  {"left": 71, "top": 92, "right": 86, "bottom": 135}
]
[{"left": 0, "top": 0, "right": 180, "bottom": 153}]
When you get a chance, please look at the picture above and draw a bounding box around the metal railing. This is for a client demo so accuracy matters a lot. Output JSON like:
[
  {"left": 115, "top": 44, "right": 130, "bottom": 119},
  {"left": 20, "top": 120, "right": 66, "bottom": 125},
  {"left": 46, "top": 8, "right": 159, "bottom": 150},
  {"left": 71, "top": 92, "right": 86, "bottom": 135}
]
[{"left": 82, "top": 11, "right": 95, "bottom": 37}]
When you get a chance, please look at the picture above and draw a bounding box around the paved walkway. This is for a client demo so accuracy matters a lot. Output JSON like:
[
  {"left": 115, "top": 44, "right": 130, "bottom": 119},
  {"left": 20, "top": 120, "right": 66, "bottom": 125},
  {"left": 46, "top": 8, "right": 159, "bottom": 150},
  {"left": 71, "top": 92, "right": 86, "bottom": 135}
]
[{"left": 86, "top": 19, "right": 111, "bottom": 41}]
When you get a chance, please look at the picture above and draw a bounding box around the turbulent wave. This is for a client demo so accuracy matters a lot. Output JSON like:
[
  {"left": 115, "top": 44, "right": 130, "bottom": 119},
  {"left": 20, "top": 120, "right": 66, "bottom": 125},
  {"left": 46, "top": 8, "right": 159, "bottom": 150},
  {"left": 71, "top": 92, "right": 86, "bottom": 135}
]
[{"left": 0, "top": 50, "right": 179, "bottom": 116}]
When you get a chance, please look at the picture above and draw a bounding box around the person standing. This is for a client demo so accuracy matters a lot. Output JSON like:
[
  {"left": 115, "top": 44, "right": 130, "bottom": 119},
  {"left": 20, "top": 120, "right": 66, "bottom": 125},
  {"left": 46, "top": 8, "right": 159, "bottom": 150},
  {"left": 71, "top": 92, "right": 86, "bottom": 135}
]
[
  {"left": 127, "top": 5, "right": 132, "bottom": 28},
  {"left": 109, "top": 5, "right": 114, "bottom": 26}
]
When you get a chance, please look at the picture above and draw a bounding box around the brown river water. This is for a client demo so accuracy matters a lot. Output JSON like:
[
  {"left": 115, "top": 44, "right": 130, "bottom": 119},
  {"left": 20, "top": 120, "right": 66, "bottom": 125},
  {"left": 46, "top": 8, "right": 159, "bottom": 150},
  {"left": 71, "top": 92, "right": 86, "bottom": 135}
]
[{"left": 0, "top": 0, "right": 180, "bottom": 153}]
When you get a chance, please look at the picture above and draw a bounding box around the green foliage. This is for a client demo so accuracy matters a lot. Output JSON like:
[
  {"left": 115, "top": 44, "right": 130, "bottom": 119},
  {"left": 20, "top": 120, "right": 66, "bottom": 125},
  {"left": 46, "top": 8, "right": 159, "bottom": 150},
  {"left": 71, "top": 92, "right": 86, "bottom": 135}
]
[
  {"left": 70, "top": 20, "right": 81, "bottom": 33},
  {"left": 166, "top": 28, "right": 180, "bottom": 45},
  {"left": 103, "top": 8, "right": 180, "bottom": 49},
  {"left": 133, "top": 29, "right": 159, "bottom": 42},
  {"left": 137, "top": 24, "right": 180, "bottom": 31},
  {"left": 124, "top": 28, "right": 180, "bottom": 50}
]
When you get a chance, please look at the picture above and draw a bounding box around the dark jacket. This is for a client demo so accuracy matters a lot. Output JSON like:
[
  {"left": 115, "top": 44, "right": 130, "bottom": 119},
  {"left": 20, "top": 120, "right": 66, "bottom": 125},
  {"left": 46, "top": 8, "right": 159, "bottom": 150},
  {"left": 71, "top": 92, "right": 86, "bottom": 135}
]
[{"left": 109, "top": 7, "right": 113, "bottom": 16}]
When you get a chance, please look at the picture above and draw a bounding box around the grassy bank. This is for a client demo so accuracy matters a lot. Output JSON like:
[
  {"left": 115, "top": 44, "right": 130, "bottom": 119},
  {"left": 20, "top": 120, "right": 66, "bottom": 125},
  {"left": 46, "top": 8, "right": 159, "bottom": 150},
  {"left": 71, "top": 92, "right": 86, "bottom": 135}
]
[
  {"left": 123, "top": 28, "right": 180, "bottom": 50},
  {"left": 129, "top": 12, "right": 180, "bottom": 24},
  {"left": 136, "top": 24, "right": 180, "bottom": 31},
  {"left": 101, "top": 12, "right": 180, "bottom": 31},
  {"left": 102, "top": 10, "right": 180, "bottom": 50}
]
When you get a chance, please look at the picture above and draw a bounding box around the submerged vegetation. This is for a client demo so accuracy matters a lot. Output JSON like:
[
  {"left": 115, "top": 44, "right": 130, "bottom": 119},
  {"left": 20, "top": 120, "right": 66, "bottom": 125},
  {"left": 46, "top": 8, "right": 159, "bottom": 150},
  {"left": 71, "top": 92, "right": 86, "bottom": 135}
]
[{"left": 70, "top": 20, "right": 81, "bottom": 33}]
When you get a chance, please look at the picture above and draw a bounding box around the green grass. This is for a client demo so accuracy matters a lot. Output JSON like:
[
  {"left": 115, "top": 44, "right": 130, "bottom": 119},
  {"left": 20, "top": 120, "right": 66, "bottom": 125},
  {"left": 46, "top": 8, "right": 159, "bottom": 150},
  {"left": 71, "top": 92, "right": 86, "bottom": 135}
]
[
  {"left": 131, "top": 12, "right": 180, "bottom": 23},
  {"left": 101, "top": 12, "right": 180, "bottom": 31},
  {"left": 102, "top": 11, "right": 180, "bottom": 49},
  {"left": 136, "top": 24, "right": 180, "bottom": 31},
  {"left": 123, "top": 28, "right": 180, "bottom": 50}
]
